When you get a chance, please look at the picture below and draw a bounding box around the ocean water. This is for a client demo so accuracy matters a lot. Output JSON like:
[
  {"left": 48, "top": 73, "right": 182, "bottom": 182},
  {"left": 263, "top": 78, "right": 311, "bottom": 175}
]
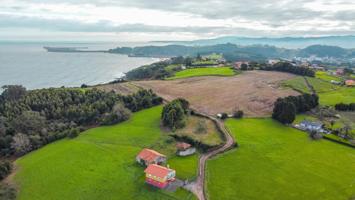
[{"left": 0, "top": 42, "right": 159, "bottom": 91}]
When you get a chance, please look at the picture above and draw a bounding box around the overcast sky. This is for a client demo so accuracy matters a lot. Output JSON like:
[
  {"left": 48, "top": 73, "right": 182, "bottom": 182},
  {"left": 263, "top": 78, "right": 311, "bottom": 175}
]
[{"left": 1, "top": 0, "right": 355, "bottom": 41}]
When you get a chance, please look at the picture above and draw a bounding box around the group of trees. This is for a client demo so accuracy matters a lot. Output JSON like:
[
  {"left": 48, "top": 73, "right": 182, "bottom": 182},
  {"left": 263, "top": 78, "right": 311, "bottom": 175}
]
[
  {"left": 125, "top": 56, "right": 193, "bottom": 80},
  {"left": 272, "top": 94, "right": 319, "bottom": 124},
  {"left": 335, "top": 103, "right": 355, "bottom": 111},
  {"left": 161, "top": 98, "right": 189, "bottom": 130},
  {"left": 261, "top": 62, "right": 315, "bottom": 77},
  {"left": 0, "top": 85, "right": 162, "bottom": 156}
]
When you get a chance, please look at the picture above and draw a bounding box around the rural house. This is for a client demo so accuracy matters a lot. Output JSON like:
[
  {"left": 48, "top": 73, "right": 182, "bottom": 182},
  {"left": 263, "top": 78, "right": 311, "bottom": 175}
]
[
  {"left": 144, "top": 164, "right": 176, "bottom": 188},
  {"left": 176, "top": 142, "right": 196, "bottom": 156},
  {"left": 345, "top": 80, "right": 354, "bottom": 87},
  {"left": 136, "top": 148, "right": 166, "bottom": 166},
  {"left": 298, "top": 120, "right": 324, "bottom": 132},
  {"left": 234, "top": 61, "right": 249, "bottom": 69}
]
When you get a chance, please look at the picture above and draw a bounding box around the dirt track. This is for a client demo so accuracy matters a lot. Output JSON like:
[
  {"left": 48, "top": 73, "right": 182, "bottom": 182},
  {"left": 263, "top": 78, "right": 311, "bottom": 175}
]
[
  {"left": 183, "top": 111, "right": 235, "bottom": 200},
  {"left": 135, "top": 71, "right": 299, "bottom": 117}
]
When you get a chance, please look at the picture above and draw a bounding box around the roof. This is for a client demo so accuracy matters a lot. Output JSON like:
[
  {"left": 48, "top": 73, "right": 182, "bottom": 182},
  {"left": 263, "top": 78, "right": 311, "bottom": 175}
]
[
  {"left": 300, "top": 120, "right": 323, "bottom": 127},
  {"left": 176, "top": 142, "right": 191, "bottom": 150},
  {"left": 345, "top": 80, "right": 355, "bottom": 85},
  {"left": 137, "top": 148, "right": 165, "bottom": 162},
  {"left": 144, "top": 164, "right": 173, "bottom": 178}
]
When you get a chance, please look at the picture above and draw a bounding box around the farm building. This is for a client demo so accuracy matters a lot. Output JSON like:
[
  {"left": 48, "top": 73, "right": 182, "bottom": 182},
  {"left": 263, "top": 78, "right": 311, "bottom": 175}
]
[
  {"left": 144, "top": 164, "right": 176, "bottom": 189},
  {"left": 345, "top": 80, "right": 354, "bottom": 87},
  {"left": 136, "top": 148, "right": 166, "bottom": 166},
  {"left": 176, "top": 142, "right": 196, "bottom": 156}
]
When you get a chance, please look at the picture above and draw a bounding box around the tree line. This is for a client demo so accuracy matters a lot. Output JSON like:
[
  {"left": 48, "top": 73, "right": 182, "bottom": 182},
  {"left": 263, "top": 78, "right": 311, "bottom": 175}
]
[
  {"left": 0, "top": 85, "right": 162, "bottom": 156},
  {"left": 272, "top": 94, "right": 319, "bottom": 124},
  {"left": 261, "top": 62, "right": 315, "bottom": 77},
  {"left": 335, "top": 103, "right": 355, "bottom": 111},
  {"left": 125, "top": 56, "right": 192, "bottom": 80}
]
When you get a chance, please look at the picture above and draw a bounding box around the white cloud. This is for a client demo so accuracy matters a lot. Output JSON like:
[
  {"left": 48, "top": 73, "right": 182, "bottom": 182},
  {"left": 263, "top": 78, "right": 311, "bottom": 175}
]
[{"left": 0, "top": 0, "right": 354, "bottom": 41}]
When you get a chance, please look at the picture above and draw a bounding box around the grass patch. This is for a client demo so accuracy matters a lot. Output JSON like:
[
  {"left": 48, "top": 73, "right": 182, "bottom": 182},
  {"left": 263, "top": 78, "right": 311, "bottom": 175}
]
[
  {"left": 172, "top": 116, "right": 224, "bottom": 146},
  {"left": 206, "top": 118, "right": 355, "bottom": 200},
  {"left": 316, "top": 71, "right": 343, "bottom": 82},
  {"left": 318, "top": 87, "right": 355, "bottom": 105},
  {"left": 14, "top": 106, "right": 197, "bottom": 200},
  {"left": 167, "top": 67, "right": 235, "bottom": 80},
  {"left": 305, "top": 77, "right": 340, "bottom": 93},
  {"left": 282, "top": 76, "right": 311, "bottom": 93}
]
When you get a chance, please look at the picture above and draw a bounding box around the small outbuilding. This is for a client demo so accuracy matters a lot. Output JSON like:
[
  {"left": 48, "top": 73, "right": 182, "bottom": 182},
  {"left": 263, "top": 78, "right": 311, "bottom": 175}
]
[
  {"left": 136, "top": 148, "right": 166, "bottom": 166},
  {"left": 144, "top": 164, "right": 176, "bottom": 189},
  {"left": 176, "top": 142, "right": 196, "bottom": 156}
]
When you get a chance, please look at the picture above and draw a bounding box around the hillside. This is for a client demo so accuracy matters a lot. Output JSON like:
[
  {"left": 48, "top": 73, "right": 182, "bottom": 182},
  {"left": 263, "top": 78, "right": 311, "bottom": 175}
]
[
  {"left": 158, "top": 35, "right": 355, "bottom": 49},
  {"left": 207, "top": 118, "right": 355, "bottom": 200},
  {"left": 14, "top": 106, "right": 197, "bottom": 200},
  {"left": 109, "top": 43, "right": 354, "bottom": 61}
]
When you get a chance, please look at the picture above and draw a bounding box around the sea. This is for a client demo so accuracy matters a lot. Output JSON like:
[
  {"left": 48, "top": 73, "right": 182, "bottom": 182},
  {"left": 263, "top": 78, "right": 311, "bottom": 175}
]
[{"left": 0, "top": 41, "right": 160, "bottom": 91}]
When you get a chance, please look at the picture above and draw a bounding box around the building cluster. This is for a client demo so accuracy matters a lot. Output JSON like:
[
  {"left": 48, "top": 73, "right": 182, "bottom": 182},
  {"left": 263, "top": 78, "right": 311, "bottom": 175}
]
[{"left": 136, "top": 142, "right": 195, "bottom": 189}]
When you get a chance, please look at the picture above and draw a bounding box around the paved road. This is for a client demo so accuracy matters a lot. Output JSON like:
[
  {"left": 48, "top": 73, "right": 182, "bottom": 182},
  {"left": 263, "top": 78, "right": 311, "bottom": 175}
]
[{"left": 184, "top": 111, "right": 236, "bottom": 200}]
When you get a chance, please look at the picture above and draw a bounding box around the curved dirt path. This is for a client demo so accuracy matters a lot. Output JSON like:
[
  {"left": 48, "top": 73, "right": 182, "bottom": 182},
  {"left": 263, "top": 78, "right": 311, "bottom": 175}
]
[{"left": 184, "top": 110, "right": 236, "bottom": 200}]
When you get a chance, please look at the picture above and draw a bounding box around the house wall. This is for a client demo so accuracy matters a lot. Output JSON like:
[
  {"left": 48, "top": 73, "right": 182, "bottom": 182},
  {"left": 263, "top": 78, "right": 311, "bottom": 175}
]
[{"left": 177, "top": 148, "right": 196, "bottom": 156}]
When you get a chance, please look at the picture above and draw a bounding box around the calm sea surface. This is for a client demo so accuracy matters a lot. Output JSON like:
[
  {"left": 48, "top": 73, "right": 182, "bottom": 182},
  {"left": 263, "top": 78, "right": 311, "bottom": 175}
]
[{"left": 0, "top": 42, "right": 159, "bottom": 91}]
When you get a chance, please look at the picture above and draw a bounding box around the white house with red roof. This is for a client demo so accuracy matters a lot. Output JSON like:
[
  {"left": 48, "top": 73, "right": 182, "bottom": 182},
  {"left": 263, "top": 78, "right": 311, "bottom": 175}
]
[{"left": 136, "top": 148, "right": 166, "bottom": 166}]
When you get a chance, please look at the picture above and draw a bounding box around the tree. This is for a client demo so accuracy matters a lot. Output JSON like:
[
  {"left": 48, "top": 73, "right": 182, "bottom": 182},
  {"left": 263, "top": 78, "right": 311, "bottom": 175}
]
[
  {"left": 241, "top": 63, "right": 248, "bottom": 71},
  {"left": 161, "top": 99, "right": 189, "bottom": 130},
  {"left": 101, "top": 104, "right": 131, "bottom": 125},
  {"left": 11, "top": 133, "right": 32, "bottom": 156},
  {"left": 1, "top": 85, "right": 26, "bottom": 101},
  {"left": 272, "top": 100, "right": 296, "bottom": 124}
]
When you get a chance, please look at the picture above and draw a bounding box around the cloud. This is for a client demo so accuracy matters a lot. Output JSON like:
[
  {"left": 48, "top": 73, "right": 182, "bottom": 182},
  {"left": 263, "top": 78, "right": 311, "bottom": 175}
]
[{"left": 1, "top": 0, "right": 355, "bottom": 41}]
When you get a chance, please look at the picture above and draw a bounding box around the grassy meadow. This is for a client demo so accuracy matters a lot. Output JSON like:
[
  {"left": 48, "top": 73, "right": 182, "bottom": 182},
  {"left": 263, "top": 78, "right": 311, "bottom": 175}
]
[
  {"left": 167, "top": 67, "right": 235, "bottom": 80},
  {"left": 315, "top": 71, "right": 343, "bottom": 82},
  {"left": 283, "top": 76, "right": 354, "bottom": 105},
  {"left": 206, "top": 118, "right": 355, "bottom": 200},
  {"left": 172, "top": 116, "right": 224, "bottom": 146},
  {"left": 14, "top": 106, "right": 197, "bottom": 200}
]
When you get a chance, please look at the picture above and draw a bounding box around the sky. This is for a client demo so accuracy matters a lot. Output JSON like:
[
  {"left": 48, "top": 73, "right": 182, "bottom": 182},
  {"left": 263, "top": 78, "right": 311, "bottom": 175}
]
[{"left": 0, "top": 0, "right": 355, "bottom": 42}]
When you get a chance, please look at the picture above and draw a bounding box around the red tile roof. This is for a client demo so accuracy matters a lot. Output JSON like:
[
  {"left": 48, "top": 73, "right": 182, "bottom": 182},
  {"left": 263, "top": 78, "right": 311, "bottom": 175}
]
[
  {"left": 144, "top": 164, "right": 173, "bottom": 179},
  {"left": 137, "top": 148, "right": 165, "bottom": 163},
  {"left": 345, "top": 80, "right": 354, "bottom": 86},
  {"left": 176, "top": 142, "right": 191, "bottom": 150}
]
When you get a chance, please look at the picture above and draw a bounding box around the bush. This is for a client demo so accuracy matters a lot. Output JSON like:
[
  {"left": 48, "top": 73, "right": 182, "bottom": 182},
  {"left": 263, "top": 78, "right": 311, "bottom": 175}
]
[
  {"left": 195, "top": 120, "right": 207, "bottom": 134},
  {"left": 233, "top": 110, "right": 244, "bottom": 119},
  {"left": 220, "top": 113, "right": 228, "bottom": 120},
  {"left": 335, "top": 103, "right": 355, "bottom": 111},
  {"left": 67, "top": 128, "right": 80, "bottom": 139},
  {"left": 101, "top": 104, "right": 131, "bottom": 125},
  {"left": 0, "top": 161, "right": 12, "bottom": 180},
  {"left": 310, "top": 130, "right": 323, "bottom": 140},
  {"left": 0, "top": 183, "right": 16, "bottom": 200}
]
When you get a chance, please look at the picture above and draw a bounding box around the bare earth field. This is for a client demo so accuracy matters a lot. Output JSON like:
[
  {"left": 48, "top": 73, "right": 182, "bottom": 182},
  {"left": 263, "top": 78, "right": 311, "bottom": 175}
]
[{"left": 134, "top": 71, "right": 299, "bottom": 117}]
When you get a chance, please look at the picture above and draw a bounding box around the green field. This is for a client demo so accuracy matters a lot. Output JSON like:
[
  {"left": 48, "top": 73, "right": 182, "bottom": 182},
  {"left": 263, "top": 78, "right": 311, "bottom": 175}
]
[
  {"left": 316, "top": 71, "right": 343, "bottom": 82},
  {"left": 206, "top": 118, "right": 355, "bottom": 200},
  {"left": 167, "top": 67, "right": 235, "bottom": 80},
  {"left": 282, "top": 76, "right": 311, "bottom": 93},
  {"left": 14, "top": 106, "right": 197, "bottom": 200},
  {"left": 318, "top": 87, "right": 355, "bottom": 105},
  {"left": 283, "top": 76, "right": 354, "bottom": 105}
]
